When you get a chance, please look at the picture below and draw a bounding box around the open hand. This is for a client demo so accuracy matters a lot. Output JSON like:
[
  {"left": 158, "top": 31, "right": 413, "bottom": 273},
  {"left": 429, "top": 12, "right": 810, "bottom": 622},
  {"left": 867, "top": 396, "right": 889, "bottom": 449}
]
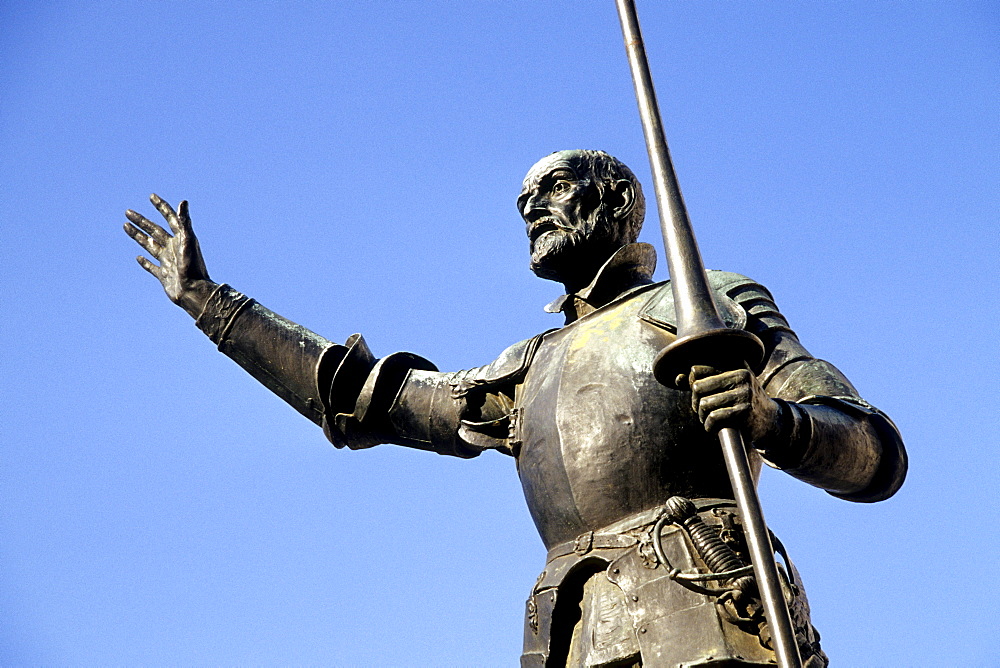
[{"left": 124, "top": 194, "right": 217, "bottom": 318}]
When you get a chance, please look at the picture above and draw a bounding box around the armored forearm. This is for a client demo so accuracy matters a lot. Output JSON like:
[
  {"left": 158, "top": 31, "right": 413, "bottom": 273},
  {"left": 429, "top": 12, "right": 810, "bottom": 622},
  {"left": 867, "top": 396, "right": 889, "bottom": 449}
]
[
  {"left": 195, "top": 284, "right": 490, "bottom": 457},
  {"left": 195, "top": 284, "right": 332, "bottom": 425}
]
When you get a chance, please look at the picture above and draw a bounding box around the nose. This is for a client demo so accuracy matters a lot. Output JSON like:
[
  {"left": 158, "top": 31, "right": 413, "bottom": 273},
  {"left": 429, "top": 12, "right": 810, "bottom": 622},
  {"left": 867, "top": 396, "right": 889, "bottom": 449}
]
[{"left": 522, "top": 191, "right": 547, "bottom": 221}]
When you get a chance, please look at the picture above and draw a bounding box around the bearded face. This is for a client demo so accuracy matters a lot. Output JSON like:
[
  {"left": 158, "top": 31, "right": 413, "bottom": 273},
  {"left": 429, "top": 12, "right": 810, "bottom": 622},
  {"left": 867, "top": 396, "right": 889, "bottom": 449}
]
[
  {"left": 518, "top": 152, "right": 624, "bottom": 288},
  {"left": 527, "top": 201, "right": 617, "bottom": 283}
]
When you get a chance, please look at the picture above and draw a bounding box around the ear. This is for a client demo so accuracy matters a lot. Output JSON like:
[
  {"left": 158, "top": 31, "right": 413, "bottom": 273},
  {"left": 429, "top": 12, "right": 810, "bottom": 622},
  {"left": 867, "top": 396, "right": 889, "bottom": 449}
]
[{"left": 608, "top": 179, "right": 635, "bottom": 221}]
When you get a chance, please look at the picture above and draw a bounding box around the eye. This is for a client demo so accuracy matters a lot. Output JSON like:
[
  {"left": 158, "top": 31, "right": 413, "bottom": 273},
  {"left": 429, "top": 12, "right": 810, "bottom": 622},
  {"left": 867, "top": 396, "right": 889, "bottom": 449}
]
[{"left": 552, "top": 181, "right": 570, "bottom": 194}]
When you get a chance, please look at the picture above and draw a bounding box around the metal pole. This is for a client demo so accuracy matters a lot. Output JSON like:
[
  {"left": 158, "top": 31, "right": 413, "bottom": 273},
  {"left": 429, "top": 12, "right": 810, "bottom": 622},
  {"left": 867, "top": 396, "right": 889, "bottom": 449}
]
[{"left": 613, "top": 2, "right": 803, "bottom": 666}]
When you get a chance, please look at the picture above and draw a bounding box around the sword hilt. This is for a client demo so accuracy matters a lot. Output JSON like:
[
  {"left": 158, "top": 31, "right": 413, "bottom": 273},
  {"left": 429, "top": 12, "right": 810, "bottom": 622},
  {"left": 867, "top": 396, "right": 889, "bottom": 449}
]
[{"left": 663, "top": 496, "right": 746, "bottom": 577}]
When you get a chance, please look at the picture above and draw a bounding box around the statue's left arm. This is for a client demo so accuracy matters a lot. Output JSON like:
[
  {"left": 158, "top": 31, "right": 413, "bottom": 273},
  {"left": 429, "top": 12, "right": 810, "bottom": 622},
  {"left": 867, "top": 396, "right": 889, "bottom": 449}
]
[{"left": 688, "top": 275, "right": 906, "bottom": 502}]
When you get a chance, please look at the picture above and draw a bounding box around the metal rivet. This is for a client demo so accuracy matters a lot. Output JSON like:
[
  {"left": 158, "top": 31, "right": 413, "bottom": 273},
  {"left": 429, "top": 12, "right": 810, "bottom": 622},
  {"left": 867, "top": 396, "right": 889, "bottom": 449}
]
[
  {"left": 640, "top": 627, "right": 647, "bottom": 634},
  {"left": 612, "top": 568, "right": 620, "bottom": 574},
  {"left": 631, "top": 595, "right": 638, "bottom": 601}
]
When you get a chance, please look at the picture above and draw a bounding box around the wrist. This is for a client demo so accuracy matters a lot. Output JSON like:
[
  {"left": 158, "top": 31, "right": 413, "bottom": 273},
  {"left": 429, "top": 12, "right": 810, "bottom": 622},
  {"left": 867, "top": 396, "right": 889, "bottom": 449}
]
[
  {"left": 194, "top": 284, "right": 254, "bottom": 345},
  {"left": 755, "top": 399, "right": 811, "bottom": 468},
  {"left": 755, "top": 398, "right": 791, "bottom": 449},
  {"left": 178, "top": 279, "right": 219, "bottom": 319}
]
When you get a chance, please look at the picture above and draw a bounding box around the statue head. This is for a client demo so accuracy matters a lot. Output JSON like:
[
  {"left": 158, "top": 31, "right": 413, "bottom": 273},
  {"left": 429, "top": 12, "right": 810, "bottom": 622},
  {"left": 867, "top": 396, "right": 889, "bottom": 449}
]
[{"left": 518, "top": 150, "right": 645, "bottom": 290}]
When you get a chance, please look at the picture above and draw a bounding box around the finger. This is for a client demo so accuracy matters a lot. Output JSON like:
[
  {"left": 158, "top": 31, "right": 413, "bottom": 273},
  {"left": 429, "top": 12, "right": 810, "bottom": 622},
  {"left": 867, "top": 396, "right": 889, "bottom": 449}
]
[
  {"left": 150, "top": 193, "right": 181, "bottom": 234},
  {"left": 177, "top": 200, "right": 193, "bottom": 234},
  {"left": 687, "top": 366, "right": 715, "bottom": 413},
  {"left": 136, "top": 255, "right": 162, "bottom": 279},
  {"left": 690, "top": 368, "right": 700, "bottom": 414},
  {"left": 126, "top": 209, "right": 171, "bottom": 245},
  {"left": 124, "top": 222, "right": 163, "bottom": 259},
  {"left": 687, "top": 365, "right": 715, "bottom": 412},
  {"left": 697, "top": 389, "right": 749, "bottom": 424},
  {"left": 692, "top": 369, "right": 748, "bottom": 397},
  {"left": 123, "top": 221, "right": 145, "bottom": 241},
  {"left": 689, "top": 365, "right": 718, "bottom": 381},
  {"left": 703, "top": 404, "right": 750, "bottom": 434}
]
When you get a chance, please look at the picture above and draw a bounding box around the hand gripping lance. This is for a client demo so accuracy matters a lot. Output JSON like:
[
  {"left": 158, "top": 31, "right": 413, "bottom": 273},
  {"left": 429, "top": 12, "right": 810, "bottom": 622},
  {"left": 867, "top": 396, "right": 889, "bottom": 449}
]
[{"left": 613, "top": 2, "right": 803, "bottom": 666}]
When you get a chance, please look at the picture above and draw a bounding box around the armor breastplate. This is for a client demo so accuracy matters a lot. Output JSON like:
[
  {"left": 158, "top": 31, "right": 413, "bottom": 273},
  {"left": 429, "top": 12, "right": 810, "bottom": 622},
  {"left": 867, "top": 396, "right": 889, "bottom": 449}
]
[{"left": 516, "top": 285, "right": 751, "bottom": 549}]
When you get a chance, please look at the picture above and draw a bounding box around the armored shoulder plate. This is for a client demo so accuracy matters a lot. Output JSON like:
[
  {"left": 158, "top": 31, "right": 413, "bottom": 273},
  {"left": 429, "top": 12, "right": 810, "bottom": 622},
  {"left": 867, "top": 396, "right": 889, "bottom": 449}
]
[
  {"left": 638, "top": 271, "right": 789, "bottom": 336},
  {"left": 447, "top": 330, "right": 554, "bottom": 399},
  {"left": 712, "top": 271, "right": 792, "bottom": 336}
]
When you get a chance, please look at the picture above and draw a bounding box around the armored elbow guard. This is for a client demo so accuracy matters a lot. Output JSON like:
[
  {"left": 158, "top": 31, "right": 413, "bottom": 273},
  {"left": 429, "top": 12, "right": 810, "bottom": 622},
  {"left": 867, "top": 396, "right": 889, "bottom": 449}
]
[
  {"left": 316, "top": 334, "right": 441, "bottom": 451},
  {"left": 786, "top": 396, "right": 906, "bottom": 503},
  {"left": 760, "top": 358, "right": 907, "bottom": 503}
]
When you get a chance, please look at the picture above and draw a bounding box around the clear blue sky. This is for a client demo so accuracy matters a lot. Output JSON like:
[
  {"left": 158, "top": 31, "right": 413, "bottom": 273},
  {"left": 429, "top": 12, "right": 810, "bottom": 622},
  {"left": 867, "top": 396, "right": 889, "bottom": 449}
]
[{"left": 2, "top": 2, "right": 997, "bottom": 665}]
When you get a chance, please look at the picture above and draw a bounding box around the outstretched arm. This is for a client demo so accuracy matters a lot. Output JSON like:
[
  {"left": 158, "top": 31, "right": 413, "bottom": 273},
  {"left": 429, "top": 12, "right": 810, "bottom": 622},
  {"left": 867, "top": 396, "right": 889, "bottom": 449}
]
[
  {"left": 123, "top": 194, "right": 217, "bottom": 319},
  {"left": 120, "top": 195, "right": 466, "bottom": 454}
]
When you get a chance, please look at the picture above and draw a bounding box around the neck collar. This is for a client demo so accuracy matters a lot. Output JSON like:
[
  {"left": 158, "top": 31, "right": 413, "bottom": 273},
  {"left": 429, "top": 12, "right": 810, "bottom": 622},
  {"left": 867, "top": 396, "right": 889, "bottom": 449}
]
[{"left": 544, "top": 242, "right": 657, "bottom": 323}]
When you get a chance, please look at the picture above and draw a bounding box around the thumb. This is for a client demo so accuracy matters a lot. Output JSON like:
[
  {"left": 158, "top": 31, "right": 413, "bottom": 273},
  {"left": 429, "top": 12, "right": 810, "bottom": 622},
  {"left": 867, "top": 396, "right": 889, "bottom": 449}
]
[{"left": 177, "top": 200, "right": 193, "bottom": 234}]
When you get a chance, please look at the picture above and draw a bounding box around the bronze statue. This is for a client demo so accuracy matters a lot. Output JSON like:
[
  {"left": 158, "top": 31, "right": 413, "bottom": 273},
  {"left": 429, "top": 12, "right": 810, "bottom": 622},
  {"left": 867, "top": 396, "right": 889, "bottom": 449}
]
[{"left": 123, "top": 149, "right": 905, "bottom": 667}]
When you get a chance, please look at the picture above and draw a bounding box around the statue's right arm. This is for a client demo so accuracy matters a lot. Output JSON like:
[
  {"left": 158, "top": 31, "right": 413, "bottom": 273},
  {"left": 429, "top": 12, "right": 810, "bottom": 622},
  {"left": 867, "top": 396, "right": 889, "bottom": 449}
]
[{"left": 123, "top": 195, "right": 490, "bottom": 458}]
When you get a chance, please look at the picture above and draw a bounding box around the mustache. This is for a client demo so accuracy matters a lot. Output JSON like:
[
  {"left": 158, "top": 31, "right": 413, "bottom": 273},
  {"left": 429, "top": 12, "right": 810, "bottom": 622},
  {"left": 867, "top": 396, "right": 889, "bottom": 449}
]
[{"left": 528, "top": 216, "right": 575, "bottom": 242}]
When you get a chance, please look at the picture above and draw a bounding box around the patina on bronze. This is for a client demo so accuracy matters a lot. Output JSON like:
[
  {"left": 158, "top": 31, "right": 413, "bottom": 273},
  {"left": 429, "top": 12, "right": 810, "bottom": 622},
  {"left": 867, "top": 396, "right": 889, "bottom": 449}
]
[
  {"left": 123, "top": 145, "right": 905, "bottom": 666},
  {"left": 615, "top": 2, "right": 798, "bottom": 664}
]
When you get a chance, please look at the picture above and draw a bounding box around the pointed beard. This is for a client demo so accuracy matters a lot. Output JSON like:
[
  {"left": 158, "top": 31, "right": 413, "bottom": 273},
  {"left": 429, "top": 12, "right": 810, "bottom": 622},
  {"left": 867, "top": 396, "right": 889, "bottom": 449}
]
[
  {"left": 529, "top": 210, "right": 617, "bottom": 284},
  {"left": 529, "top": 228, "right": 580, "bottom": 281}
]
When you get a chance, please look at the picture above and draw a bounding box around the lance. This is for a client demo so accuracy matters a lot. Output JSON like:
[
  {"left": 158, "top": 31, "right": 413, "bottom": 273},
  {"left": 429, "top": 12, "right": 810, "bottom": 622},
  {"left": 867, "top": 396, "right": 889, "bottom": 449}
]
[{"left": 613, "top": 1, "right": 803, "bottom": 666}]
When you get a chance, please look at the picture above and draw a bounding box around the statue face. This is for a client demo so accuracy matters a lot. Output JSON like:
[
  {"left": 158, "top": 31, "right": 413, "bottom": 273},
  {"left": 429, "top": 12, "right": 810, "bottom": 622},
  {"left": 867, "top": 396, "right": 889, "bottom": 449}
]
[{"left": 518, "top": 151, "right": 621, "bottom": 285}]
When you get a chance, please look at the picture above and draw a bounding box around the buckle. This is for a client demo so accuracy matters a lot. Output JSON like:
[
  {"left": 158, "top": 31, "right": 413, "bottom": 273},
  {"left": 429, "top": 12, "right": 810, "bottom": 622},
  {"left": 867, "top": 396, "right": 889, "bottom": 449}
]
[{"left": 573, "top": 531, "right": 594, "bottom": 555}]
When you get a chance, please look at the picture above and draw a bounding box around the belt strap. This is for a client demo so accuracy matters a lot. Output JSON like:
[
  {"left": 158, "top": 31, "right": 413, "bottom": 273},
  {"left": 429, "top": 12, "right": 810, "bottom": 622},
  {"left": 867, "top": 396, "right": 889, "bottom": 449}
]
[
  {"left": 546, "top": 531, "right": 638, "bottom": 562},
  {"left": 545, "top": 498, "right": 738, "bottom": 564}
]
